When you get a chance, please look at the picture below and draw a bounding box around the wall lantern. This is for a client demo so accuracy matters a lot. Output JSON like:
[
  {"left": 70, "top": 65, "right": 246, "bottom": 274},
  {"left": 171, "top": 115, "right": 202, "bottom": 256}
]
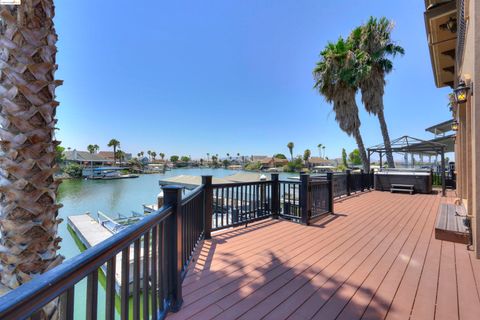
[
  {"left": 453, "top": 80, "right": 470, "bottom": 104},
  {"left": 451, "top": 120, "right": 459, "bottom": 131}
]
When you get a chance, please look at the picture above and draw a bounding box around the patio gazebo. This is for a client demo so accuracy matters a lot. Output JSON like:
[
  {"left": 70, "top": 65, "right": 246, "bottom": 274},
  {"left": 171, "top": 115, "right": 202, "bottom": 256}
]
[{"left": 367, "top": 136, "right": 448, "bottom": 196}]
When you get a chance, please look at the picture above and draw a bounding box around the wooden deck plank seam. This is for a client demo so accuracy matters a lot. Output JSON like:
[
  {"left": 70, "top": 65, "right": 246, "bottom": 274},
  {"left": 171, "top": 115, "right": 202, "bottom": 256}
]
[{"left": 224, "top": 193, "right": 428, "bottom": 320}]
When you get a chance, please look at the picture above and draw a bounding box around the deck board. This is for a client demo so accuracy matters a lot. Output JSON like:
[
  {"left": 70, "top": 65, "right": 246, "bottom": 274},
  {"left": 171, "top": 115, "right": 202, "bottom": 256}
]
[{"left": 167, "top": 191, "right": 479, "bottom": 320}]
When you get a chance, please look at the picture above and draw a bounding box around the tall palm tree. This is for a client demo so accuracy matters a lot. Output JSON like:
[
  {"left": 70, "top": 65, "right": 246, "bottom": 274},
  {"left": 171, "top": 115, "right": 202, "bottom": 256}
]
[
  {"left": 303, "top": 149, "right": 311, "bottom": 167},
  {"left": 206, "top": 153, "right": 210, "bottom": 163},
  {"left": 159, "top": 152, "right": 165, "bottom": 160},
  {"left": 107, "top": 139, "right": 120, "bottom": 164},
  {"left": 322, "top": 146, "right": 326, "bottom": 158},
  {"left": 151, "top": 151, "right": 157, "bottom": 160},
  {"left": 349, "top": 17, "right": 404, "bottom": 168},
  {"left": 317, "top": 144, "right": 323, "bottom": 157},
  {"left": 313, "top": 37, "right": 369, "bottom": 170},
  {"left": 0, "top": 0, "right": 64, "bottom": 310},
  {"left": 147, "top": 150, "right": 152, "bottom": 160},
  {"left": 287, "top": 142, "right": 294, "bottom": 161}
]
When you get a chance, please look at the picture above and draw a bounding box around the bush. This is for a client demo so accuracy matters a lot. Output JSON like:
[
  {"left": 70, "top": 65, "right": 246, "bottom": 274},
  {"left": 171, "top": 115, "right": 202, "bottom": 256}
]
[
  {"left": 245, "top": 161, "right": 261, "bottom": 171},
  {"left": 283, "top": 157, "right": 304, "bottom": 172},
  {"left": 64, "top": 163, "right": 83, "bottom": 178}
]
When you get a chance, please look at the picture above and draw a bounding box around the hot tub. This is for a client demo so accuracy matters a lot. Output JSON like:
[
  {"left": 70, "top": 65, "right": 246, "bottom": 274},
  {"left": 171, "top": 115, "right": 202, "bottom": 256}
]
[{"left": 374, "top": 170, "right": 432, "bottom": 194}]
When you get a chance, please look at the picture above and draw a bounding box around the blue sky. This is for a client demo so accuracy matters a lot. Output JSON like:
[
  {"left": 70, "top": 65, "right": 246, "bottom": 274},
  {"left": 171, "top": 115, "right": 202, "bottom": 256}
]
[{"left": 54, "top": 0, "right": 452, "bottom": 160}]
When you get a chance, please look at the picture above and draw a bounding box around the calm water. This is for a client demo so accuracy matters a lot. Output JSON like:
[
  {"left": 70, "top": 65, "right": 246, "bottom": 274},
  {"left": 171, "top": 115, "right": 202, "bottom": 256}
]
[{"left": 56, "top": 168, "right": 296, "bottom": 318}]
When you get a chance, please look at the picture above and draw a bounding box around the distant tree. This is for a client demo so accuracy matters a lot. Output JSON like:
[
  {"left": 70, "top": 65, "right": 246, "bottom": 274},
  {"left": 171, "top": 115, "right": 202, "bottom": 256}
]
[
  {"left": 237, "top": 153, "right": 240, "bottom": 158},
  {"left": 222, "top": 159, "right": 230, "bottom": 168},
  {"left": 147, "top": 150, "right": 152, "bottom": 160},
  {"left": 181, "top": 156, "right": 190, "bottom": 162},
  {"left": 151, "top": 151, "right": 157, "bottom": 160},
  {"left": 226, "top": 153, "right": 230, "bottom": 159},
  {"left": 284, "top": 157, "right": 304, "bottom": 173},
  {"left": 108, "top": 139, "right": 120, "bottom": 163},
  {"left": 140, "top": 151, "right": 144, "bottom": 157},
  {"left": 317, "top": 144, "right": 323, "bottom": 157},
  {"left": 170, "top": 155, "right": 179, "bottom": 163},
  {"left": 87, "top": 144, "right": 99, "bottom": 154},
  {"left": 115, "top": 150, "right": 126, "bottom": 163},
  {"left": 342, "top": 148, "right": 348, "bottom": 167},
  {"left": 200, "top": 158, "right": 204, "bottom": 165},
  {"left": 322, "top": 146, "right": 326, "bottom": 158},
  {"left": 273, "top": 153, "right": 287, "bottom": 159},
  {"left": 159, "top": 152, "right": 165, "bottom": 160},
  {"left": 287, "top": 142, "right": 295, "bottom": 161},
  {"left": 56, "top": 146, "right": 66, "bottom": 164},
  {"left": 303, "top": 149, "right": 311, "bottom": 166},
  {"left": 349, "top": 149, "right": 362, "bottom": 165}
]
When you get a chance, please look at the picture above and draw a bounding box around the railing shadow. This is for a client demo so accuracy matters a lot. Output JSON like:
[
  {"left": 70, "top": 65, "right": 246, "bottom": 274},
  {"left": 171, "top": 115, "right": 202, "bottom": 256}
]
[
  {"left": 211, "top": 218, "right": 281, "bottom": 244},
  {"left": 174, "top": 246, "right": 394, "bottom": 320},
  {"left": 309, "top": 213, "right": 348, "bottom": 229}
]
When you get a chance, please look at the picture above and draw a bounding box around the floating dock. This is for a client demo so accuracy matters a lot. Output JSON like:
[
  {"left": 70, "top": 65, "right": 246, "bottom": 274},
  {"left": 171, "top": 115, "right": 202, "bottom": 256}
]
[{"left": 68, "top": 214, "right": 140, "bottom": 295}]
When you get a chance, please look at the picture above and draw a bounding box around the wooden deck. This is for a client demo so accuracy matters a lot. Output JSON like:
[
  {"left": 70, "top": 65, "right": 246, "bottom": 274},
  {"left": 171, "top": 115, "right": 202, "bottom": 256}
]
[{"left": 169, "top": 191, "right": 480, "bottom": 320}]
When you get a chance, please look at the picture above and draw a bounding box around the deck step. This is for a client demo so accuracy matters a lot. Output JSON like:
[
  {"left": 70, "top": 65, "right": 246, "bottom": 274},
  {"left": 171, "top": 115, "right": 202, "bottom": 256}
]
[
  {"left": 390, "top": 184, "right": 414, "bottom": 194},
  {"left": 435, "top": 203, "right": 470, "bottom": 244}
]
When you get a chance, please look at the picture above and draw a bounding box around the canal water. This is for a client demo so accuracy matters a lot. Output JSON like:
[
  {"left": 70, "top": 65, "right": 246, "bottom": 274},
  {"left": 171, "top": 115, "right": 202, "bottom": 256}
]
[{"left": 57, "top": 168, "right": 296, "bottom": 318}]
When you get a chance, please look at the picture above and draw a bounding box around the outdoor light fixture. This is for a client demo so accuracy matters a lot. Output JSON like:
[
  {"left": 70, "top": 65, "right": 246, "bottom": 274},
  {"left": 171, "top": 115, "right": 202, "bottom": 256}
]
[
  {"left": 451, "top": 120, "right": 459, "bottom": 131},
  {"left": 453, "top": 80, "right": 470, "bottom": 104}
]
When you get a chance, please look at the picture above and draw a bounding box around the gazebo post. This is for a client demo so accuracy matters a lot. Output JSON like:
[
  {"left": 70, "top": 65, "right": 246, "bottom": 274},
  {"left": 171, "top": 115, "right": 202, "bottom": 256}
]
[
  {"left": 367, "top": 150, "right": 371, "bottom": 172},
  {"left": 440, "top": 148, "right": 446, "bottom": 196}
]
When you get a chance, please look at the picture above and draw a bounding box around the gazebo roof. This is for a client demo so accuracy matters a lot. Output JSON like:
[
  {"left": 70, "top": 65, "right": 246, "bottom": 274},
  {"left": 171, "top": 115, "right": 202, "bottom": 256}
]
[
  {"left": 368, "top": 135, "right": 447, "bottom": 155},
  {"left": 425, "top": 119, "right": 454, "bottom": 135}
]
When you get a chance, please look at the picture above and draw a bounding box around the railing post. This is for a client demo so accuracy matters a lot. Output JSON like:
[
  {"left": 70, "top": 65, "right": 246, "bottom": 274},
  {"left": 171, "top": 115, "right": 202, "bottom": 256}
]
[
  {"left": 370, "top": 169, "right": 375, "bottom": 189},
  {"left": 360, "top": 169, "right": 365, "bottom": 192},
  {"left": 300, "top": 174, "right": 310, "bottom": 225},
  {"left": 162, "top": 185, "right": 183, "bottom": 312},
  {"left": 202, "top": 176, "right": 213, "bottom": 240},
  {"left": 271, "top": 173, "right": 280, "bottom": 219},
  {"left": 327, "top": 172, "right": 334, "bottom": 214},
  {"left": 346, "top": 169, "right": 351, "bottom": 196}
]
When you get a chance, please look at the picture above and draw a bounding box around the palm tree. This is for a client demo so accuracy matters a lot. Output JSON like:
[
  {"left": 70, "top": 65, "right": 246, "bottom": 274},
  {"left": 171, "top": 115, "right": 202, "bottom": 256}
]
[
  {"left": 151, "top": 151, "right": 157, "bottom": 160},
  {"left": 349, "top": 17, "right": 404, "bottom": 168},
  {"left": 159, "top": 153, "right": 165, "bottom": 160},
  {"left": 322, "top": 146, "right": 326, "bottom": 158},
  {"left": 317, "top": 144, "right": 323, "bottom": 157},
  {"left": 303, "top": 149, "right": 311, "bottom": 167},
  {"left": 0, "top": 0, "right": 64, "bottom": 308},
  {"left": 140, "top": 151, "right": 144, "bottom": 157},
  {"left": 87, "top": 144, "right": 99, "bottom": 154},
  {"left": 313, "top": 37, "right": 369, "bottom": 170},
  {"left": 147, "top": 150, "right": 152, "bottom": 160},
  {"left": 108, "top": 139, "right": 121, "bottom": 164},
  {"left": 287, "top": 142, "right": 294, "bottom": 161}
]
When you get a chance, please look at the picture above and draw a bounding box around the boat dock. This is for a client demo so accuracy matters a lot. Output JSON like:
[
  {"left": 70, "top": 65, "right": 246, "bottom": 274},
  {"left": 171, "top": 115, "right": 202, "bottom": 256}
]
[{"left": 67, "top": 214, "right": 139, "bottom": 295}]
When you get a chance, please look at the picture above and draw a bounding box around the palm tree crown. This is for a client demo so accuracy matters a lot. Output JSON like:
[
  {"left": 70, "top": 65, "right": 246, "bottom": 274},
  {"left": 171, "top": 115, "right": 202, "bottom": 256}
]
[
  {"left": 349, "top": 17, "right": 404, "bottom": 168},
  {"left": 313, "top": 37, "right": 369, "bottom": 170},
  {"left": 287, "top": 142, "right": 294, "bottom": 161}
]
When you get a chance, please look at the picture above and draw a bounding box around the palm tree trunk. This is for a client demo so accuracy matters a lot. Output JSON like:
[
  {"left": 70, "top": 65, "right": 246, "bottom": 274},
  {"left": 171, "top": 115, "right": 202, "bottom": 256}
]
[
  {"left": 377, "top": 109, "right": 395, "bottom": 168},
  {"left": 353, "top": 129, "right": 369, "bottom": 171},
  {"left": 0, "top": 0, "right": 64, "bottom": 312}
]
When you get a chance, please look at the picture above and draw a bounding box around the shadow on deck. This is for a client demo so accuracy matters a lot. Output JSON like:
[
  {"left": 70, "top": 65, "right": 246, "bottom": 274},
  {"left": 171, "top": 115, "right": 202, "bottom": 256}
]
[{"left": 169, "top": 191, "right": 480, "bottom": 320}]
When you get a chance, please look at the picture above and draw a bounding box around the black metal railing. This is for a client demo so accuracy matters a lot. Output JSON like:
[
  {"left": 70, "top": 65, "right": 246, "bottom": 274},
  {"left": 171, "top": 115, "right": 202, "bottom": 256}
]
[
  {"left": 0, "top": 185, "right": 205, "bottom": 320},
  {"left": 279, "top": 180, "right": 302, "bottom": 221},
  {"left": 0, "top": 171, "right": 374, "bottom": 319},
  {"left": 211, "top": 181, "right": 272, "bottom": 231},
  {"left": 310, "top": 178, "right": 331, "bottom": 220}
]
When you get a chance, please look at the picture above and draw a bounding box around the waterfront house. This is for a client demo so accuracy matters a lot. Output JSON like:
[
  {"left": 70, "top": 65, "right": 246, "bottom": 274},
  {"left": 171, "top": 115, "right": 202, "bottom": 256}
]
[
  {"left": 424, "top": 0, "right": 480, "bottom": 257},
  {"left": 97, "top": 151, "right": 133, "bottom": 163},
  {"left": 259, "top": 157, "right": 289, "bottom": 169},
  {"left": 64, "top": 149, "right": 111, "bottom": 166}
]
